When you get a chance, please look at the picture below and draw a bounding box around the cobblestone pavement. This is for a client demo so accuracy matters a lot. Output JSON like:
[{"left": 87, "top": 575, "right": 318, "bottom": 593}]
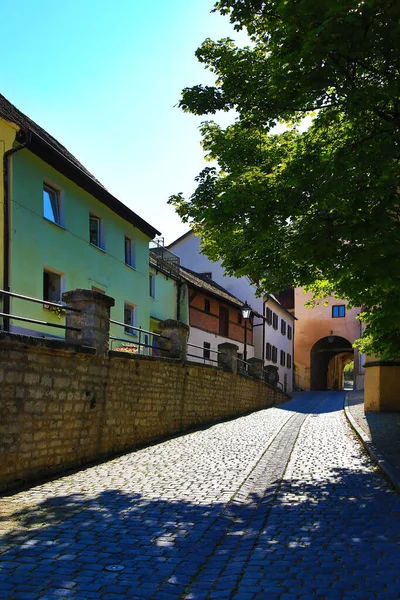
[{"left": 1, "top": 391, "right": 400, "bottom": 599}]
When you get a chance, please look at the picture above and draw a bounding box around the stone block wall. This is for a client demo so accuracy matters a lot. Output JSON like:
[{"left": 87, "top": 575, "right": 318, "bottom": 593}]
[{"left": 0, "top": 333, "right": 287, "bottom": 492}]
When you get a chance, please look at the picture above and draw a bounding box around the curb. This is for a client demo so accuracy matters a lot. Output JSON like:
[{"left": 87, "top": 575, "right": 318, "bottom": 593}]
[{"left": 344, "top": 394, "right": 400, "bottom": 494}]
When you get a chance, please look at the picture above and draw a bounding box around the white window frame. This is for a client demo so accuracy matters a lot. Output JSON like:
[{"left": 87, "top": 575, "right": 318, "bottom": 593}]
[
  {"left": 124, "top": 302, "right": 137, "bottom": 336},
  {"left": 43, "top": 183, "right": 62, "bottom": 226},
  {"left": 125, "top": 236, "right": 135, "bottom": 268},
  {"left": 89, "top": 213, "right": 104, "bottom": 249},
  {"left": 43, "top": 267, "right": 64, "bottom": 306},
  {"left": 149, "top": 273, "right": 156, "bottom": 298}
]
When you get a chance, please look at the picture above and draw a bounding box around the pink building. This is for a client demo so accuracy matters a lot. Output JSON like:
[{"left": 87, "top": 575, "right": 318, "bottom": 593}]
[{"left": 278, "top": 288, "right": 363, "bottom": 391}]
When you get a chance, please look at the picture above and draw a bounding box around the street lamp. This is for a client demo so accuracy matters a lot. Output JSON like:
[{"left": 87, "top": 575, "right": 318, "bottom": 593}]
[{"left": 241, "top": 301, "right": 252, "bottom": 362}]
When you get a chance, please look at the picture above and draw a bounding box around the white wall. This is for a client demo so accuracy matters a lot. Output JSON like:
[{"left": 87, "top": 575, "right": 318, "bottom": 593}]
[
  {"left": 187, "top": 327, "right": 254, "bottom": 366},
  {"left": 170, "top": 232, "right": 294, "bottom": 391}
]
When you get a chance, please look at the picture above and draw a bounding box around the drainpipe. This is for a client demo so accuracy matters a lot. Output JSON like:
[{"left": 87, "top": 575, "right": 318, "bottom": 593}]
[{"left": 2, "top": 133, "right": 28, "bottom": 331}]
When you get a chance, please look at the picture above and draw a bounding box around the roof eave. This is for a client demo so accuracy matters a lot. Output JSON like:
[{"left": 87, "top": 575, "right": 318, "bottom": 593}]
[{"left": 21, "top": 129, "right": 161, "bottom": 239}]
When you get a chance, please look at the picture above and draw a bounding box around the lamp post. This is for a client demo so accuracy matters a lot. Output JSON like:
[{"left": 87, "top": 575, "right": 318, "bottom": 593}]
[{"left": 241, "top": 301, "right": 252, "bottom": 362}]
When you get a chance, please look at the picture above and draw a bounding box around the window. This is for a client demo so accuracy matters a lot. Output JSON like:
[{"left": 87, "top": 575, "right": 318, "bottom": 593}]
[
  {"left": 266, "top": 342, "right": 272, "bottom": 360},
  {"left": 237, "top": 312, "right": 242, "bottom": 324},
  {"left": 90, "top": 213, "right": 103, "bottom": 248},
  {"left": 266, "top": 307, "right": 272, "bottom": 325},
  {"left": 204, "top": 299, "right": 211, "bottom": 313},
  {"left": 281, "top": 319, "right": 286, "bottom": 335},
  {"left": 288, "top": 325, "right": 292, "bottom": 340},
  {"left": 287, "top": 353, "right": 292, "bottom": 369},
  {"left": 219, "top": 306, "right": 229, "bottom": 337},
  {"left": 125, "top": 236, "right": 135, "bottom": 268},
  {"left": 43, "top": 269, "right": 62, "bottom": 303},
  {"left": 124, "top": 303, "right": 137, "bottom": 336},
  {"left": 202, "top": 272, "right": 212, "bottom": 279},
  {"left": 272, "top": 346, "right": 278, "bottom": 363},
  {"left": 203, "top": 342, "right": 211, "bottom": 360},
  {"left": 332, "top": 305, "right": 346, "bottom": 318},
  {"left": 280, "top": 350, "right": 286, "bottom": 367},
  {"left": 149, "top": 273, "right": 156, "bottom": 298},
  {"left": 272, "top": 313, "right": 278, "bottom": 329},
  {"left": 284, "top": 373, "right": 288, "bottom": 393},
  {"left": 43, "top": 184, "right": 61, "bottom": 225}
]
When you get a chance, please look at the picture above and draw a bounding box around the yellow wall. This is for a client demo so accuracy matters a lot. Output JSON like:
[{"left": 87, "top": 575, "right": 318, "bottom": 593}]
[{"left": 365, "top": 360, "right": 400, "bottom": 411}]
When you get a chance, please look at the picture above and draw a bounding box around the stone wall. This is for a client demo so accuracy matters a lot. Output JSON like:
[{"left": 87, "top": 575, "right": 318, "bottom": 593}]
[{"left": 0, "top": 333, "right": 287, "bottom": 491}]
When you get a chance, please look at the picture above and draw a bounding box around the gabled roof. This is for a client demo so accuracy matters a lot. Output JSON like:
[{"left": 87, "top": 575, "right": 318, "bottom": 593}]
[
  {"left": 0, "top": 93, "right": 160, "bottom": 239},
  {"left": 179, "top": 265, "right": 245, "bottom": 309},
  {"left": 167, "top": 229, "right": 193, "bottom": 248}
]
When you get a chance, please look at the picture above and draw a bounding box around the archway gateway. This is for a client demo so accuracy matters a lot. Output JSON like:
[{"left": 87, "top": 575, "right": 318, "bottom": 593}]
[{"left": 310, "top": 335, "right": 354, "bottom": 391}]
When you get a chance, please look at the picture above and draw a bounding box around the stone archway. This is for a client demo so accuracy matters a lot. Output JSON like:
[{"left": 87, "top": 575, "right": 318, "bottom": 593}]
[
  {"left": 327, "top": 352, "right": 354, "bottom": 390},
  {"left": 310, "top": 335, "right": 354, "bottom": 391}
]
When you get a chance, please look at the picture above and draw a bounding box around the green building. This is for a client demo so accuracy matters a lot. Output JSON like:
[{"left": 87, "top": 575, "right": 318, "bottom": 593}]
[{"left": 0, "top": 93, "right": 160, "bottom": 343}]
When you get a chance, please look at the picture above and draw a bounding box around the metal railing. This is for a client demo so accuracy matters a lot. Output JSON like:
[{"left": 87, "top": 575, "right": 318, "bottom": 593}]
[
  {"left": 109, "top": 319, "right": 169, "bottom": 355},
  {"left": 237, "top": 356, "right": 250, "bottom": 374},
  {"left": 186, "top": 342, "right": 222, "bottom": 364},
  {"left": 0, "top": 289, "right": 81, "bottom": 333}
]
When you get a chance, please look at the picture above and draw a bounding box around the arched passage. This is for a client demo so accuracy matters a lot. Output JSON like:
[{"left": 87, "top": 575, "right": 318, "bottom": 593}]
[{"left": 310, "top": 336, "right": 353, "bottom": 391}]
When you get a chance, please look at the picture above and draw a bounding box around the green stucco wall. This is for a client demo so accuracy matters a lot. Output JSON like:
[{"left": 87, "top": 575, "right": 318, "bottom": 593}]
[
  {"left": 8, "top": 149, "right": 153, "bottom": 341},
  {"left": 149, "top": 266, "right": 179, "bottom": 323}
]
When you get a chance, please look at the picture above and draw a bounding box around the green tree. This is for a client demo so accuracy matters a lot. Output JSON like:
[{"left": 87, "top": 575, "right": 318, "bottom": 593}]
[{"left": 169, "top": 0, "right": 400, "bottom": 358}]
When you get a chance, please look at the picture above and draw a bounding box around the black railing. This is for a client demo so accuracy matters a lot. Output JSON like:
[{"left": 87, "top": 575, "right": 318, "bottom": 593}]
[
  {"left": 109, "top": 319, "right": 169, "bottom": 355},
  {"left": 0, "top": 289, "right": 81, "bottom": 333},
  {"left": 186, "top": 342, "right": 221, "bottom": 364}
]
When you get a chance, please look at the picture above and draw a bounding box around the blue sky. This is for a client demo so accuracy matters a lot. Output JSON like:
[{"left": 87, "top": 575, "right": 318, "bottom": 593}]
[{"left": 2, "top": 0, "right": 244, "bottom": 243}]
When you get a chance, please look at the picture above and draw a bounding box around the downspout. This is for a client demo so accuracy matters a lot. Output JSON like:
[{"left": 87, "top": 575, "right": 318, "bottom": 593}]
[{"left": 3, "top": 133, "right": 28, "bottom": 331}]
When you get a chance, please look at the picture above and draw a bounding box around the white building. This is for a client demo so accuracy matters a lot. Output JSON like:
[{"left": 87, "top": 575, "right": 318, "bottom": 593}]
[{"left": 169, "top": 231, "right": 295, "bottom": 392}]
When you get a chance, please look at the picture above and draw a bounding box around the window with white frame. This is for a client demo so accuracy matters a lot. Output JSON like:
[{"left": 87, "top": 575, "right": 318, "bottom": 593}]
[
  {"left": 43, "top": 183, "right": 62, "bottom": 225},
  {"left": 332, "top": 304, "right": 346, "bottom": 318},
  {"left": 124, "top": 302, "right": 137, "bottom": 336},
  {"left": 89, "top": 213, "right": 103, "bottom": 249},
  {"left": 149, "top": 273, "right": 156, "bottom": 298},
  {"left": 43, "top": 268, "right": 62, "bottom": 304},
  {"left": 125, "top": 236, "right": 135, "bottom": 268}
]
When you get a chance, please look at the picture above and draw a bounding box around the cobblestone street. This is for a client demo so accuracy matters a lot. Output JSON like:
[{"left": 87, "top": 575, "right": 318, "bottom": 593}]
[{"left": 1, "top": 391, "right": 400, "bottom": 599}]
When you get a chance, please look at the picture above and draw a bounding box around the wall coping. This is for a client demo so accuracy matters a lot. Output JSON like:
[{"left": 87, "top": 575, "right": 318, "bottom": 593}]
[
  {"left": 0, "top": 331, "right": 96, "bottom": 354},
  {"left": 364, "top": 360, "right": 400, "bottom": 368}
]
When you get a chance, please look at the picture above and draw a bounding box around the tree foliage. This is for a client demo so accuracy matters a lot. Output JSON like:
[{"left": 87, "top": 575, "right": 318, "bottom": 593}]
[{"left": 169, "top": 0, "right": 400, "bottom": 358}]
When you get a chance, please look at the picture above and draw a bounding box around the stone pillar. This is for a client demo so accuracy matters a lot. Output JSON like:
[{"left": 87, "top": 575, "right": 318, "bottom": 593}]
[
  {"left": 248, "top": 357, "right": 264, "bottom": 380},
  {"left": 158, "top": 319, "right": 189, "bottom": 360},
  {"left": 364, "top": 359, "right": 400, "bottom": 411},
  {"left": 62, "top": 289, "right": 115, "bottom": 355},
  {"left": 218, "top": 342, "right": 238, "bottom": 373},
  {"left": 264, "top": 365, "right": 279, "bottom": 386}
]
